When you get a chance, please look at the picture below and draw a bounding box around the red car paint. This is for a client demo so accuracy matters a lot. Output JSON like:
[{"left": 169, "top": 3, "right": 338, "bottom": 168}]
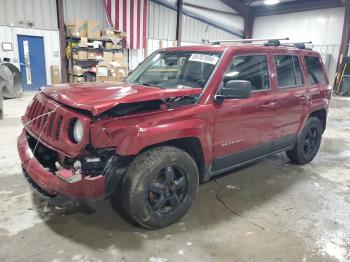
[{"left": 17, "top": 44, "right": 331, "bottom": 202}]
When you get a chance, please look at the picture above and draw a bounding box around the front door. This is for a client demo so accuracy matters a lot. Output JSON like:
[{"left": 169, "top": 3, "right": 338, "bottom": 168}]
[
  {"left": 212, "top": 54, "right": 277, "bottom": 173},
  {"left": 17, "top": 35, "right": 47, "bottom": 91}
]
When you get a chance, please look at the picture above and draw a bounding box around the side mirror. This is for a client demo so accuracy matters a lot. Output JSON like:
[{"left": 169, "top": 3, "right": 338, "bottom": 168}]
[{"left": 216, "top": 80, "right": 251, "bottom": 101}]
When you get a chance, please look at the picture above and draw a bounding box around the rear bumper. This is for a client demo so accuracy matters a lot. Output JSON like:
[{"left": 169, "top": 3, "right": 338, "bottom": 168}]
[{"left": 17, "top": 130, "right": 105, "bottom": 206}]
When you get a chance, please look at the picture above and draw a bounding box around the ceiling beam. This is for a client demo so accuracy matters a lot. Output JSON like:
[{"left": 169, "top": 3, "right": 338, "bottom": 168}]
[
  {"left": 220, "top": 0, "right": 249, "bottom": 17},
  {"left": 252, "top": 0, "right": 344, "bottom": 17}
]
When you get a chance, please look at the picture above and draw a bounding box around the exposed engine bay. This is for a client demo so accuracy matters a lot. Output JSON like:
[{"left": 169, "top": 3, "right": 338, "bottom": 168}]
[{"left": 101, "top": 95, "right": 198, "bottom": 118}]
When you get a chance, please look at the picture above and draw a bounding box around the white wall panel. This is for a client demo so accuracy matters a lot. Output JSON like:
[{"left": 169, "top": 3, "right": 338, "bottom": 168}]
[
  {"left": 0, "top": 0, "right": 58, "bottom": 30},
  {"left": 0, "top": 26, "right": 61, "bottom": 85},
  {"left": 148, "top": 1, "right": 177, "bottom": 40},
  {"left": 253, "top": 7, "right": 345, "bottom": 79},
  {"left": 64, "top": 0, "right": 108, "bottom": 28}
]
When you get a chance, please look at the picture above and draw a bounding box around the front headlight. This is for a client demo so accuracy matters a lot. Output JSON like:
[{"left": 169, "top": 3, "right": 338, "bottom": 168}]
[{"left": 72, "top": 119, "right": 83, "bottom": 143}]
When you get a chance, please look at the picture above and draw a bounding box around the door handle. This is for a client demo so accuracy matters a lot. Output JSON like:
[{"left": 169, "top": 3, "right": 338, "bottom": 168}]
[
  {"left": 298, "top": 95, "right": 310, "bottom": 103},
  {"left": 261, "top": 101, "right": 276, "bottom": 110}
]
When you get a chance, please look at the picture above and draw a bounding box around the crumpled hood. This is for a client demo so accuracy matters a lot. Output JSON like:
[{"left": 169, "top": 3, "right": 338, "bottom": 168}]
[{"left": 41, "top": 82, "right": 202, "bottom": 116}]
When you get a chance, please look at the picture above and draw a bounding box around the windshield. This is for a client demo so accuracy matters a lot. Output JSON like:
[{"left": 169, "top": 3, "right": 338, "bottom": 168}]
[{"left": 126, "top": 51, "right": 222, "bottom": 89}]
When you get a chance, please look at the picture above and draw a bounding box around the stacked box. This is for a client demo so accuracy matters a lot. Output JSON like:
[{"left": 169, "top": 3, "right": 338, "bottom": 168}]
[
  {"left": 66, "top": 19, "right": 87, "bottom": 37},
  {"left": 96, "top": 61, "right": 128, "bottom": 83},
  {"left": 87, "top": 20, "right": 100, "bottom": 39},
  {"left": 50, "top": 65, "right": 60, "bottom": 84}
]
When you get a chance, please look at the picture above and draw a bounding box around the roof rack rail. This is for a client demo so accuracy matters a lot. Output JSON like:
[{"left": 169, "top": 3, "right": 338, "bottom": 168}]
[
  {"left": 279, "top": 41, "right": 313, "bottom": 49},
  {"left": 209, "top": 37, "right": 289, "bottom": 45}
]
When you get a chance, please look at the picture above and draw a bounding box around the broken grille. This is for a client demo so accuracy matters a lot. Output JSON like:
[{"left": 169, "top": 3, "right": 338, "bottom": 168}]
[{"left": 26, "top": 97, "right": 63, "bottom": 141}]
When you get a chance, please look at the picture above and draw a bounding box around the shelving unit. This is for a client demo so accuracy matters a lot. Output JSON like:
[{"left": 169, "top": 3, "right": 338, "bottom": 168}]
[{"left": 66, "top": 36, "right": 125, "bottom": 82}]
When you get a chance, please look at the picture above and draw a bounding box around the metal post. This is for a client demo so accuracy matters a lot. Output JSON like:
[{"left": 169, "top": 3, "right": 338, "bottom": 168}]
[
  {"left": 56, "top": 0, "right": 68, "bottom": 83},
  {"left": 0, "top": 76, "right": 4, "bottom": 120},
  {"left": 176, "top": 0, "right": 183, "bottom": 46},
  {"left": 336, "top": 4, "right": 350, "bottom": 86},
  {"left": 244, "top": 13, "right": 253, "bottom": 39}
]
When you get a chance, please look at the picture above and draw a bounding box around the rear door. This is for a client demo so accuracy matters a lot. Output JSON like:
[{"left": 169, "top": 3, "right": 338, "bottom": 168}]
[
  {"left": 273, "top": 54, "right": 308, "bottom": 150},
  {"left": 212, "top": 52, "right": 277, "bottom": 173}
]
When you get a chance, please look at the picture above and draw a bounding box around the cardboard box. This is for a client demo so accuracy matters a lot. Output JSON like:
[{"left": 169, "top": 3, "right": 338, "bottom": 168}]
[
  {"left": 115, "top": 67, "right": 128, "bottom": 77},
  {"left": 73, "top": 51, "right": 88, "bottom": 60},
  {"left": 72, "top": 65, "right": 87, "bottom": 76},
  {"left": 96, "top": 61, "right": 128, "bottom": 80},
  {"left": 80, "top": 37, "right": 88, "bottom": 47},
  {"left": 50, "top": 65, "right": 60, "bottom": 84},
  {"left": 73, "top": 50, "right": 88, "bottom": 60},
  {"left": 73, "top": 76, "right": 85, "bottom": 83},
  {"left": 88, "top": 51, "right": 103, "bottom": 60},
  {"left": 87, "top": 20, "right": 100, "bottom": 39},
  {"left": 101, "top": 28, "right": 125, "bottom": 37},
  {"left": 96, "top": 75, "right": 124, "bottom": 83},
  {"left": 66, "top": 19, "right": 87, "bottom": 37},
  {"left": 113, "top": 53, "right": 125, "bottom": 64},
  {"left": 103, "top": 52, "right": 114, "bottom": 62}
]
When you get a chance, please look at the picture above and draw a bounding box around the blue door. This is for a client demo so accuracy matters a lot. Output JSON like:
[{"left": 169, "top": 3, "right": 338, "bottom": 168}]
[{"left": 17, "top": 35, "right": 47, "bottom": 91}]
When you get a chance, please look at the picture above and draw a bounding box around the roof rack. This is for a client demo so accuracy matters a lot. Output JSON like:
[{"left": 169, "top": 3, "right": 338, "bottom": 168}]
[
  {"left": 209, "top": 38, "right": 313, "bottom": 50},
  {"left": 209, "top": 37, "right": 289, "bottom": 45},
  {"left": 279, "top": 41, "right": 313, "bottom": 50}
]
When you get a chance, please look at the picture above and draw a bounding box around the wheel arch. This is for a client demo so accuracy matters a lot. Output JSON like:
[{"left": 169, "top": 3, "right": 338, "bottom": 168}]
[
  {"left": 309, "top": 108, "right": 327, "bottom": 132},
  {"left": 139, "top": 137, "right": 206, "bottom": 182}
]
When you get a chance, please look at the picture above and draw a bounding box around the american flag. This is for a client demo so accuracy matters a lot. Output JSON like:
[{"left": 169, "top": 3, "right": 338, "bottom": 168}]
[{"left": 104, "top": 0, "right": 148, "bottom": 49}]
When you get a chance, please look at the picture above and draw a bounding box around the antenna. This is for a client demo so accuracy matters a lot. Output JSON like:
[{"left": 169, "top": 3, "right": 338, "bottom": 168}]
[{"left": 209, "top": 37, "right": 289, "bottom": 45}]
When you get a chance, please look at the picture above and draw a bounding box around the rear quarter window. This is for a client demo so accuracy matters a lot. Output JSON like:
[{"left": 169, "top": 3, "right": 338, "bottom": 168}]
[{"left": 304, "top": 56, "right": 326, "bottom": 85}]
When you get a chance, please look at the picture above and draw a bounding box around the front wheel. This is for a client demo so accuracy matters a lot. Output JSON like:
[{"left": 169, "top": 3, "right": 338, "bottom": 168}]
[
  {"left": 121, "top": 146, "right": 199, "bottom": 229},
  {"left": 286, "top": 117, "right": 323, "bottom": 164}
]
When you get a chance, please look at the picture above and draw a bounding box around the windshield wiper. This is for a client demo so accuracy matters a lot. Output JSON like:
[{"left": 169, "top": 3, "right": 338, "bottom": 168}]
[
  {"left": 136, "top": 81, "right": 164, "bottom": 88},
  {"left": 137, "top": 81, "right": 152, "bottom": 86}
]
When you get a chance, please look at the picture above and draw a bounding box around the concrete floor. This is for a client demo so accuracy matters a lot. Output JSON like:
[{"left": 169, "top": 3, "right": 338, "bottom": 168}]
[{"left": 1, "top": 92, "right": 350, "bottom": 262}]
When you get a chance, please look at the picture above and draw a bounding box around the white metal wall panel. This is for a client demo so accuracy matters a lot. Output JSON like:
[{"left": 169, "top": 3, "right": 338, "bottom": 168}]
[
  {"left": 253, "top": 8, "right": 344, "bottom": 45},
  {"left": 0, "top": 25, "right": 61, "bottom": 85},
  {"left": 253, "top": 7, "right": 345, "bottom": 80},
  {"left": 0, "top": 0, "right": 58, "bottom": 30},
  {"left": 148, "top": 1, "right": 177, "bottom": 40},
  {"left": 148, "top": 1, "right": 241, "bottom": 42},
  {"left": 64, "top": 0, "right": 108, "bottom": 28},
  {"left": 181, "top": 15, "right": 240, "bottom": 43}
]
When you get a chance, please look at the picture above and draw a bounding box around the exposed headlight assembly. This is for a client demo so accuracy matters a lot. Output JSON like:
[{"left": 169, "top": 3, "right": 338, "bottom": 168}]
[{"left": 71, "top": 118, "right": 83, "bottom": 143}]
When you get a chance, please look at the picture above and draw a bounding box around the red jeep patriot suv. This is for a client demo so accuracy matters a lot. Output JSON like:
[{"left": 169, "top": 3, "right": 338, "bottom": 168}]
[{"left": 18, "top": 41, "right": 331, "bottom": 229}]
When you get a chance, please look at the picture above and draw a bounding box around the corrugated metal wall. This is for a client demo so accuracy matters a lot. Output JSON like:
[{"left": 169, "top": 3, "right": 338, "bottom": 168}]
[
  {"left": 148, "top": 1, "right": 177, "bottom": 40},
  {"left": 253, "top": 7, "right": 345, "bottom": 80},
  {"left": 0, "top": 0, "right": 58, "bottom": 30},
  {"left": 63, "top": 0, "right": 108, "bottom": 28},
  {"left": 181, "top": 15, "right": 240, "bottom": 43},
  {"left": 148, "top": 1, "right": 241, "bottom": 43}
]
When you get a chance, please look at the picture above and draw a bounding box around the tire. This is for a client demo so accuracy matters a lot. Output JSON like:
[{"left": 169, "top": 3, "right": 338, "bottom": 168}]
[
  {"left": 286, "top": 117, "right": 323, "bottom": 164},
  {"left": 121, "top": 146, "right": 199, "bottom": 229}
]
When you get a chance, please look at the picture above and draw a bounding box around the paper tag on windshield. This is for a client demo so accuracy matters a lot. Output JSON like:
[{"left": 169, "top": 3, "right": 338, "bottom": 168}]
[{"left": 189, "top": 54, "right": 219, "bottom": 65}]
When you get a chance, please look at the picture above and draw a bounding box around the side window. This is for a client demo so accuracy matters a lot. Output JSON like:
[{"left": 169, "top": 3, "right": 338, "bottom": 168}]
[
  {"left": 305, "top": 56, "right": 325, "bottom": 85},
  {"left": 292, "top": 56, "right": 303, "bottom": 86},
  {"left": 274, "top": 55, "right": 304, "bottom": 88},
  {"left": 224, "top": 55, "right": 269, "bottom": 91}
]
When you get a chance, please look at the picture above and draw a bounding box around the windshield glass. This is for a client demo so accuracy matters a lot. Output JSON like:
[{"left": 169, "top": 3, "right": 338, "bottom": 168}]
[{"left": 126, "top": 51, "right": 222, "bottom": 89}]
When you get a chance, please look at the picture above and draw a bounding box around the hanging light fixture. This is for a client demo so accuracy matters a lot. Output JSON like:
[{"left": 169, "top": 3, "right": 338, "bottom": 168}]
[{"left": 264, "top": 0, "right": 280, "bottom": 5}]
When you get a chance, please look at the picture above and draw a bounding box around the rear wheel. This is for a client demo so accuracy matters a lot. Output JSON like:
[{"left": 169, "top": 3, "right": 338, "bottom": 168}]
[
  {"left": 121, "top": 146, "right": 199, "bottom": 229},
  {"left": 286, "top": 117, "right": 323, "bottom": 164}
]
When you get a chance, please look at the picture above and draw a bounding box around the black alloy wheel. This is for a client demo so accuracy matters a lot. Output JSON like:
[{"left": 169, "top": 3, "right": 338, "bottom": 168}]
[
  {"left": 121, "top": 146, "right": 199, "bottom": 229},
  {"left": 286, "top": 117, "right": 323, "bottom": 164},
  {"left": 147, "top": 165, "right": 187, "bottom": 214}
]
